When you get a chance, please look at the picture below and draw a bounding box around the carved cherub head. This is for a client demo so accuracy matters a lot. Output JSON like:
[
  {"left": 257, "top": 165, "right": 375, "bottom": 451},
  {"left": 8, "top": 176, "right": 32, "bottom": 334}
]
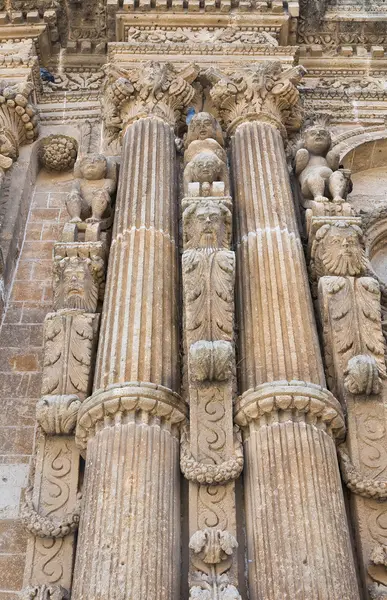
[
  {"left": 53, "top": 255, "right": 104, "bottom": 312},
  {"left": 303, "top": 125, "right": 332, "bottom": 156},
  {"left": 187, "top": 151, "right": 224, "bottom": 185},
  {"left": 185, "top": 112, "right": 224, "bottom": 147},
  {"left": 79, "top": 154, "right": 108, "bottom": 180},
  {"left": 312, "top": 221, "right": 368, "bottom": 277},
  {"left": 183, "top": 199, "right": 231, "bottom": 249}
]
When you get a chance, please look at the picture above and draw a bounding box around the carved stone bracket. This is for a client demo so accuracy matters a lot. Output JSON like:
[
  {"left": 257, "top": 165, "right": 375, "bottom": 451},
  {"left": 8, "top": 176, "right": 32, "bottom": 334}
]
[
  {"left": 36, "top": 395, "right": 81, "bottom": 435},
  {"left": 208, "top": 62, "right": 305, "bottom": 136}
]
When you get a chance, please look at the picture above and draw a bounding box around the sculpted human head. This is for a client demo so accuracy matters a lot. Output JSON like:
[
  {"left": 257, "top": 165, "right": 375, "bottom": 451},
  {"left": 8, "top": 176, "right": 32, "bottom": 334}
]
[
  {"left": 313, "top": 221, "right": 367, "bottom": 277},
  {"left": 188, "top": 151, "right": 223, "bottom": 184},
  {"left": 186, "top": 112, "right": 224, "bottom": 147},
  {"left": 304, "top": 125, "right": 332, "bottom": 156},
  {"left": 79, "top": 154, "right": 107, "bottom": 180},
  {"left": 53, "top": 255, "right": 103, "bottom": 311},
  {"left": 183, "top": 199, "right": 231, "bottom": 249}
]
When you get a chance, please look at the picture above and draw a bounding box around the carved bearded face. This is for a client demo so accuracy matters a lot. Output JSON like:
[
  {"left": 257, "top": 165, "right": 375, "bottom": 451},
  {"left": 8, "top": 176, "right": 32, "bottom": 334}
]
[
  {"left": 80, "top": 154, "right": 107, "bottom": 180},
  {"left": 184, "top": 200, "right": 231, "bottom": 249},
  {"left": 315, "top": 223, "right": 367, "bottom": 277},
  {"left": 189, "top": 152, "right": 222, "bottom": 184},
  {"left": 304, "top": 126, "right": 331, "bottom": 156},
  {"left": 54, "top": 256, "right": 99, "bottom": 312}
]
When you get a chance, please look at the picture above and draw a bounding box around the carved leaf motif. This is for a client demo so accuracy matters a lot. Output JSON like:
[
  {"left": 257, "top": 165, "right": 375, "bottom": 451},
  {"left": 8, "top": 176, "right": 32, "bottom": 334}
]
[
  {"left": 42, "top": 316, "right": 64, "bottom": 395},
  {"left": 183, "top": 250, "right": 234, "bottom": 344},
  {"left": 68, "top": 314, "right": 95, "bottom": 396},
  {"left": 356, "top": 278, "right": 386, "bottom": 373}
]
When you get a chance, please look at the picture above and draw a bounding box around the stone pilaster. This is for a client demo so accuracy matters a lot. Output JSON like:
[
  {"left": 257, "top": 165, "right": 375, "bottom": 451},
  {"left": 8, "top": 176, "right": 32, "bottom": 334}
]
[
  {"left": 211, "top": 62, "right": 360, "bottom": 600},
  {"left": 73, "top": 67, "right": 195, "bottom": 600}
]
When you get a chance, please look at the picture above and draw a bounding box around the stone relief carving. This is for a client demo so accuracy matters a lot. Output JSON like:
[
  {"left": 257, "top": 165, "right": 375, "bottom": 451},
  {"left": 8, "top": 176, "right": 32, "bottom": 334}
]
[
  {"left": 127, "top": 26, "right": 278, "bottom": 47},
  {"left": 189, "top": 529, "right": 241, "bottom": 600},
  {"left": 208, "top": 62, "right": 305, "bottom": 134},
  {"left": 66, "top": 153, "right": 117, "bottom": 225},
  {"left": 42, "top": 311, "right": 99, "bottom": 399},
  {"left": 102, "top": 61, "right": 198, "bottom": 145},
  {"left": 52, "top": 251, "right": 105, "bottom": 312},
  {"left": 36, "top": 395, "right": 81, "bottom": 435},
  {"left": 294, "top": 123, "right": 351, "bottom": 203},
  {"left": 338, "top": 446, "right": 387, "bottom": 499},
  {"left": 21, "top": 486, "right": 82, "bottom": 538},
  {"left": 311, "top": 220, "right": 368, "bottom": 278},
  {"left": 39, "top": 136, "right": 78, "bottom": 172},
  {"left": 21, "top": 585, "right": 69, "bottom": 600}
]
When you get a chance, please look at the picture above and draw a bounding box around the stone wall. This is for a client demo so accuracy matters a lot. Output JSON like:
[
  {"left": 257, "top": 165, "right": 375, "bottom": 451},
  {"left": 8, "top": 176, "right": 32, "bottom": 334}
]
[{"left": 0, "top": 172, "right": 73, "bottom": 599}]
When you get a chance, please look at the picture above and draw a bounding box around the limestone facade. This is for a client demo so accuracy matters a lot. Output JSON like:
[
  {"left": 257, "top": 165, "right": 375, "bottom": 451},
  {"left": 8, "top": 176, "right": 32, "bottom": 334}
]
[{"left": 1, "top": 2, "right": 387, "bottom": 600}]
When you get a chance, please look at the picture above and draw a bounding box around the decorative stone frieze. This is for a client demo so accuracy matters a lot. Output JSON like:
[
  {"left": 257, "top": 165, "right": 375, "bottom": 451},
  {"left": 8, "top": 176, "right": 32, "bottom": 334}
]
[{"left": 209, "top": 62, "right": 305, "bottom": 135}]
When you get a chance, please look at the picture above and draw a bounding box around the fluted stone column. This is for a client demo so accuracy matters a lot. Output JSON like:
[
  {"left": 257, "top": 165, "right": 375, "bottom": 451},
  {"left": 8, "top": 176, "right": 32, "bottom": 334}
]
[
  {"left": 73, "top": 62, "right": 197, "bottom": 600},
  {"left": 211, "top": 63, "right": 360, "bottom": 600}
]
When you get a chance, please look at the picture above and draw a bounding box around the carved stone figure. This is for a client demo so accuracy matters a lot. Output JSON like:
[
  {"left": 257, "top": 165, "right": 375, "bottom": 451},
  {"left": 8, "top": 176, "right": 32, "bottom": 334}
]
[
  {"left": 295, "top": 124, "right": 351, "bottom": 203},
  {"left": 66, "top": 154, "right": 117, "bottom": 224},
  {"left": 52, "top": 255, "right": 104, "bottom": 312},
  {"left": 311, "top": 221, "right": 368, "bottom": 278},
  {"left": 184, "top": 112, "right": 229, "bottom": 196},
  {"left": 183, "top": 199, "right": 232, "bottom": 250}
]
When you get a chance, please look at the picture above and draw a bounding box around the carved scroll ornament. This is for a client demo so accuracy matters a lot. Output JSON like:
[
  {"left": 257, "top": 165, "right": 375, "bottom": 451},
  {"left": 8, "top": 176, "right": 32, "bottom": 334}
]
[{"left": 21, "top": 487, "right": 82, "bottom": 539}]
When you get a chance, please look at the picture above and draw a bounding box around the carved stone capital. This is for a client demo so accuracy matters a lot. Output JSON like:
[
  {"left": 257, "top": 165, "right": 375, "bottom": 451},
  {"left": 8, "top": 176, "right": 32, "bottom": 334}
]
[
  {"left": 208, "top": 62, "right": 305, "bottom": 136},
  {"left": 102, "top": 61, "right": 199, "bottom": 143},
  {"left": 234, "top": 380, "right": 345, "bottom": 439},
  {"left": 53, "top": 242, "right": 106, "bottom": 312},
  {"left": 75, "top": 382, "right": 187, "bottom": 450},
  {"left": 36, "top": 395, "right": 81, "bottom": 435}
]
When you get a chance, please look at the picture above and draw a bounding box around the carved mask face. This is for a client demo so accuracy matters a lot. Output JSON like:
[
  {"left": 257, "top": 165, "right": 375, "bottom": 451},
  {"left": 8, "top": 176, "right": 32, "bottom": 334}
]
[
  {"left": 189, "top": 113, "right": 217, "bottom": 141},
  {"left": 318, "top": 225, "right": 366, "bottom": 276},
  {"left": 54, "top": 257, "right": 99, "bottom": 311},
  {"left": 80, "top": 155, "right": 107, "bottom": 180},
  {"left": 190, "top": 152, "right": 221, "bottom": 184},
  {"left": 304, "top": 127, "right": 331, "bottom": 156},
  {"left": 184, "top": 200, "right": 231, "bottom": 249}
]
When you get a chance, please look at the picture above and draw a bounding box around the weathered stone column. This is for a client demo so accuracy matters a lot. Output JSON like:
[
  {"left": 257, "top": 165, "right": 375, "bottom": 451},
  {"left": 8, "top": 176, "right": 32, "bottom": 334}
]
[
  {"left": 210, "top": 63, "right": 360, "bottom": 599},
  {"left": 73, "top": 63, "right": 196, "bottom": 600}
]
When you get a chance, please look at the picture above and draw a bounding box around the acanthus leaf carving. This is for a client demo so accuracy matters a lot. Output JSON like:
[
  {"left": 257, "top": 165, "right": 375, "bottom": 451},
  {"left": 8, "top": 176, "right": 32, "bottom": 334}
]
[
  {"left": 208, "top": 62, "right": 305, "bottom": 135},
  {"left": 102, "top": 61, "right": 199, "bottom": 145},
  {"left": 189, "top": 529, "right": 241, "bottom": 600},
  {"left": 21, "top": 585, "right": 70, "bottom": 600}
]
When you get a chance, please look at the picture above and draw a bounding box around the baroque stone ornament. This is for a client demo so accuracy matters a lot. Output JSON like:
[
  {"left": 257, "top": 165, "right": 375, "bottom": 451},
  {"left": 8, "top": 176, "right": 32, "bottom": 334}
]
[
  {"left": 52, "top": 250, "right": 105, "bottom": 312},
  {"left": 66, "top": 153, "right": 117, "bottom": 225},
  {"left": 189, "top": 529, "right": 241, "bottom": 600},
  {"left": 102, "top": 61, "right": 199, "bottom": 145},
  {"left": 294, "top": 122, "right": 351, "bottom": 204},
  {"left": 311, "top": 220, "right": 368, "bottom": 278},
  {"left": 21, "top": 586, "right": 69, "bottom": 600},
  {"left": 208, "top": 62, "right": 305, "bottom": 135},
  {"left": 21, "top": 486, "right": 82, "bottom": 538},
  {"left": 36, "top": 395, "right": 81, "bottom": 435},
  {"left": 39, "top": 136, "right": 78, "bottom": 172},
  {"left": 181, "top": 112, "right": 241, "bottom": 594}
]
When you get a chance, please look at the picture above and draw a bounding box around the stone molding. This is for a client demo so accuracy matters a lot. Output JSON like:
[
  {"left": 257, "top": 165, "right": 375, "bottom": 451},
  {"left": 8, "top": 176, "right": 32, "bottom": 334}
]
[
  {"left": 75, "top": 382, "right": 187, "bottom": 449},
  {"left": 234, "top": 380, "right": 345, "bottom": 439}
]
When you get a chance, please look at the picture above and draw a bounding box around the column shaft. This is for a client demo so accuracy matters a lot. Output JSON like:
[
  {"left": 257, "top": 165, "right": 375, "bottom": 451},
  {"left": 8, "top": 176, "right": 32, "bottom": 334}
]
[
  {"left": 73, "top": 117, "right": 185, "bottom": 600},
  {"left": 232, "top": 121, "right": 359, "bottom": 599}
]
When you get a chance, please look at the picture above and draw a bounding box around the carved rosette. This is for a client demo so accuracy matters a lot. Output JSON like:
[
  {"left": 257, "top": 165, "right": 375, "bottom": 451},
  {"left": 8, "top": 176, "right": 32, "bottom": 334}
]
[
  {"left": 209, "top": 62, "right": 305, "bottom": 136},
  {"left": 102, "top": 61, "right": 199, "bottom": 145}
]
